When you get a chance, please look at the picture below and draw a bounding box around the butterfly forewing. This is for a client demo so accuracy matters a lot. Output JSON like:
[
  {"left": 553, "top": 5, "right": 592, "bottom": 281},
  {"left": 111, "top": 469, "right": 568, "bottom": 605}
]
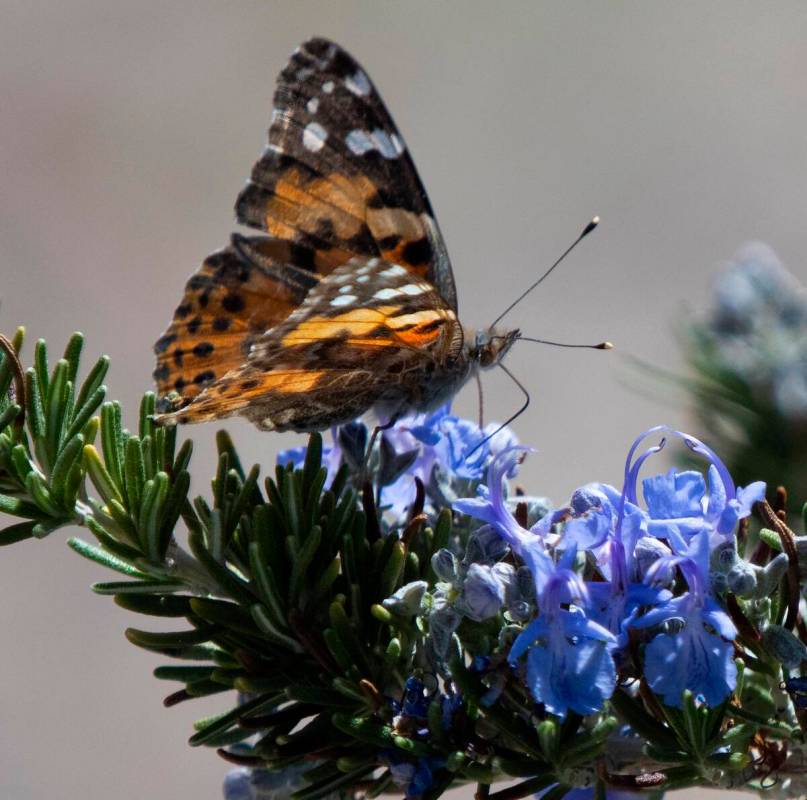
[{"left": 236, "top": 37, "right": 458, "bottom": 310}]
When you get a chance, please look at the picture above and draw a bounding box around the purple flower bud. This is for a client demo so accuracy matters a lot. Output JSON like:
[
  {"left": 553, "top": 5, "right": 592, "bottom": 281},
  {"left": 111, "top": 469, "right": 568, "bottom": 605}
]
[
  {"left": 460, "top": 563, "right": 507, "bottom": 621},
  {"left": 429, "top": 603, "right": 461, "bottom": 658},
  {"left": 431, "top": 549, "right": 459, "bottom": 582}
]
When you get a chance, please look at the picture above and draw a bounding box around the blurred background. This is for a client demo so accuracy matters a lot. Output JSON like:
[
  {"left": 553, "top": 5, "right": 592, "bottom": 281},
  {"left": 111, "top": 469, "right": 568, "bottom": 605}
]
[{"left": 1, "top": 2, "right": 805, "bottom": 798}]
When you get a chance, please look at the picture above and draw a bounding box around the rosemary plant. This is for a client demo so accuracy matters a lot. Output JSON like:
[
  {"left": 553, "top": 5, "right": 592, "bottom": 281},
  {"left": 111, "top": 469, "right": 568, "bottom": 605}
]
[
  {"left": 683, "top": 242, "right": 807, "bottom": 513},
  {"left": 1, "top": 328, "right": 807, "bottom": 800}
]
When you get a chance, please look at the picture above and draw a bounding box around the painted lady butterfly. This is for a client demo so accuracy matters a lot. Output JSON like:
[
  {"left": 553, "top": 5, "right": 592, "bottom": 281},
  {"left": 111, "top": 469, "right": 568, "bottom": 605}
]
[{"left": 153, "top": 38, "right": 535, "bottom": 433}]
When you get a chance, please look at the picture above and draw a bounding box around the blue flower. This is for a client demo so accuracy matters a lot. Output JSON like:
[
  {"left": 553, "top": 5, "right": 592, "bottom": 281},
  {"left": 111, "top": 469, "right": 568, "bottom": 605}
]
[
  {"left": 536, "top": 786, "right": 645, "bottom": 800},
  {"left": 509, "top": 565, "right": 617, "bottom": 717},
  {"left": 454, "top": 447, "right": 553, "bottom": 592},
  {"left": 385, "top": 751, "right": 446, "bottom": 798},
  {"left": 621, "top": 426, "right": 765, "bottom": 552},
  {"left": 381, "top": 405, "right": 517, "bottom": 517},
  {"left": 630, "top": 531, "right": 737, "bottom": 707},
  {"left": 223, "top": 763, "right": 319, "bottom": 800},
  {"left": 277, "top": 430, "right": 343, "bottom": 486},
  {"left": 614, "top": 427, "right": 744, "bottom": 707}
]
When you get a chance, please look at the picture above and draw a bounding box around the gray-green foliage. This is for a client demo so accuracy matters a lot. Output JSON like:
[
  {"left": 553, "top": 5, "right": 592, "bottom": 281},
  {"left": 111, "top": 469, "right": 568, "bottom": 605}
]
[{"left": 3, "top": 330, "right": 807, "bottom": 800}]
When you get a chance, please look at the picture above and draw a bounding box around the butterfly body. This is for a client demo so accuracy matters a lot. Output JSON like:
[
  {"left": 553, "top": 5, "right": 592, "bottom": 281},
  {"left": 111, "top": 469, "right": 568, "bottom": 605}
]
[{"left": 154, "top": 38, "right": 518, "bottom": 432}]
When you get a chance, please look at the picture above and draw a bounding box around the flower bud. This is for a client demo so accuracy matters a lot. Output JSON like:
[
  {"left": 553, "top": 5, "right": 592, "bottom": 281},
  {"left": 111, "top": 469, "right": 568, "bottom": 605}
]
[
  {"left": 459, "top": 563, "right": 506, "bottom": 621},
  {"left": 383, "top": 580, "right": 428, "bottom": 616},
  {"left": 431, "top": 549, "right": 458, "bottom": 583},
  {"left": 763, "top": 624, "right": 807, "bottom": 669}
]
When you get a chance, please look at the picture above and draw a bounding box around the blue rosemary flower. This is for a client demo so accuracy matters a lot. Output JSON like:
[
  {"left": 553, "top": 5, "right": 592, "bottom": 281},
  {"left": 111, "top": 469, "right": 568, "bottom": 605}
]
[
  {"left": 281, "top": 406, "right": 516, "bottom": 521},
  {"left": 630, "top": 530, "right": 738, "bottom": 707},
  {"left": 618, "top": 427, "right": 749, "bottom": 706},
  {"left": 453, "top": 447, "right": 554, "bottom": 589},
  {"left": 381, "top": 405, "right": 517, "bottom": 516},
  {"left": 509, "top": 559, "right": 617, "bottom": 717}
]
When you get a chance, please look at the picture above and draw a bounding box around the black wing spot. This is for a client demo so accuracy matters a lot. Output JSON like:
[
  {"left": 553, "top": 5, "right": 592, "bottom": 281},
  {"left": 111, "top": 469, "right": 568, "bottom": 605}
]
[
  {"left": 174, "top": 378, "right": 186, "bottom": 392},
  {"left": 289, "top": 243, "right": 316, "bottom": 271},
  {"left": 174, "top": 303, "right": 192, "bottom": 319},
  {"left": 153, "top": 364, "right": 170, "bottom": 381},
  {"left": 154, "top": 333, "right": 177, "bottom": 354},
  {"left": 173, "top": 349, "right": 184, "bottom": 366},
  {"left": 241, "top": 379, "right": 259, "bottom": 390},
  {"left": 401, "top": 237, "right": 433, "bottom": 266},
  {"left": 222, "top": 293, "right": 245, "bottom": 313},
  {"left": 213, "top": 317, "right": 232, "bottom": 332},
  {"left": 194, "top": 370, "right": 216, "bottom": 385},
  {"left": 187, "top": 316, "right": 202, "bottom": 335},
  {"left": 377, "top": 234, "right": 402, "bottom": 250},
  {"left": 193, "top": 342, "right": 215, "bottom": 358}
]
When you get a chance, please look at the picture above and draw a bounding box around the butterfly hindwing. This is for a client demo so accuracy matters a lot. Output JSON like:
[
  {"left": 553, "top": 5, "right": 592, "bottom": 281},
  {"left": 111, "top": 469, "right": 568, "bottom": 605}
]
[
  {"left": 161, "top": 259, "right": 463, "bottom": 431},
  {"left": 153, "top": 234, "right": 321, "bottom": 409},
  {"left": 235, "top": 37, "right": 458, "bottom": 311}
]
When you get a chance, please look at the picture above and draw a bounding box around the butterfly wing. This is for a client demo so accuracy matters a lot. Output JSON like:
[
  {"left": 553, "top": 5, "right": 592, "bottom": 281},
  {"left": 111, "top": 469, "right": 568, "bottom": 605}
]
[
  {"left": 236, "top": 37, "right": 457, "bottom": 309},
  {"left": 154, "top": 234, "right": 322, "bottom": 408},
  {"left": 154, "top": 37, "right": 458, "bottom": 420},
  {"left": 160, "top": 259, "right": 466, "bottom": 432}
]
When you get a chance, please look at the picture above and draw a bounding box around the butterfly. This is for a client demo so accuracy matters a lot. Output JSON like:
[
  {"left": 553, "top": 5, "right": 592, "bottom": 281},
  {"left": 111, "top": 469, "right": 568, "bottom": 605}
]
[{"left": 153, "top": 37, "right": 521, "bottom": 433}]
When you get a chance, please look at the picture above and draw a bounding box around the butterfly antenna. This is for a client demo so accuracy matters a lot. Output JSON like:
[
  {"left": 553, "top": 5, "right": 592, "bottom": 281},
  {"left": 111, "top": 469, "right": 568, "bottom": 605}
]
[
  {"left": 518, "top": 336, "right": 613, "bottom": 350},
  {"left": 464, "top": 362, "right": 530, "bottom": 459},
  {"left": 490, "top": 216, "right": 600, "bottom": 329}
]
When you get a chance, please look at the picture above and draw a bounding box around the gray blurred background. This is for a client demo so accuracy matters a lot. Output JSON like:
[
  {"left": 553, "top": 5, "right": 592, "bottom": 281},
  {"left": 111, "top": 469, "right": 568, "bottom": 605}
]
[{"left": 2, "top": 1, "right": 804, "bottom": 798}]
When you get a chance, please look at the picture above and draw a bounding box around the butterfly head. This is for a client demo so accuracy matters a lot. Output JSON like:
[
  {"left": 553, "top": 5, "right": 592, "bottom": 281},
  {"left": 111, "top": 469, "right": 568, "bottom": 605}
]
[{"left": 470, "top": 327, "right": 521, "bottom": 369}]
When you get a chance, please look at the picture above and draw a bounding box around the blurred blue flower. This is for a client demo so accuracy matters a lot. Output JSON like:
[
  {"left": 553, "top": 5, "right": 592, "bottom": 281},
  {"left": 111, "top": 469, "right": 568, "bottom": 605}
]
[
  {"left": 694, "top": 242, "right": 807, "bottom": 421},
  {"left": 536, "top": 786, "right": 646, "bottom": 800},
  {"left": 386, "top": 751, "right": 446, "bottom": 798},
  {"left": 382, "top": 405, "right": 517, "bottom": 517},
  {"left": 224, "top": 763, "right": 330, "bottom": 800},
  {"left": 277, "top": 429, "right": 343, "bottom": 486}
]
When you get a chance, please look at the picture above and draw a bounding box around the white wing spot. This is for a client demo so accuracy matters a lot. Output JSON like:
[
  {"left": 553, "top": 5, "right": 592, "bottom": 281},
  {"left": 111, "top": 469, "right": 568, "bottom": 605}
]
[
  {"left": 302, "top": 122, "right": 328, "bottom": 152},
  {"left": 307, "top": 97, "right": 319, "bottom": 114},
  {"left": 345, "top": 129, "right": 373, "bottom": 155},
  {"left": 400, "top": 283, "right": 428, "bottom": 296},
  {"left": 322, "top": 80, "right": 335, "bottom": 94},
  {"left": 345, "top": 69, "right": 371, "bottom": 96},
  {"left": 345, "top": 128, "right": 404, "bottom": 159},
  {"left": 381, "top": 265, "right": 409, "bottom": 279},
  {"left": 338, "top": 284, "right": 355, "bottom": 294},
  {"left": 331, "top": 294, "right": 357, "bottom": 307},
  {"left": 367, "top": 258, "right": 380, "bottom": 267},
  {"left": 356, "top": 274, "right": 370, "bottom": 283},
  {"left": 373, "top": 287, "right": 401, "bottom": 301}
]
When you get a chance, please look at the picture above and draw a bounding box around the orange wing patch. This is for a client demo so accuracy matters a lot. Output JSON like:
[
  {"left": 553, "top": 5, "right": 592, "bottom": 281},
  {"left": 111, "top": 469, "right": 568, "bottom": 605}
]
[
  {"left": 239, "top": 167, "right": 436, "bottom": 281},
  {"left": 159, "top": 367, "right": 332, "bottom": 426},
  {"left": 153, "top": 236, "right": 319, "bottom": 409}
]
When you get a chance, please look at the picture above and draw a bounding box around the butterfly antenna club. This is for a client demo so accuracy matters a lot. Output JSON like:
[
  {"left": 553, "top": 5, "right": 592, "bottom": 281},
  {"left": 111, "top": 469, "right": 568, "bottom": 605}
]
[{"left": 490, "top": 215, "right": 600, "bottom": 328}]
